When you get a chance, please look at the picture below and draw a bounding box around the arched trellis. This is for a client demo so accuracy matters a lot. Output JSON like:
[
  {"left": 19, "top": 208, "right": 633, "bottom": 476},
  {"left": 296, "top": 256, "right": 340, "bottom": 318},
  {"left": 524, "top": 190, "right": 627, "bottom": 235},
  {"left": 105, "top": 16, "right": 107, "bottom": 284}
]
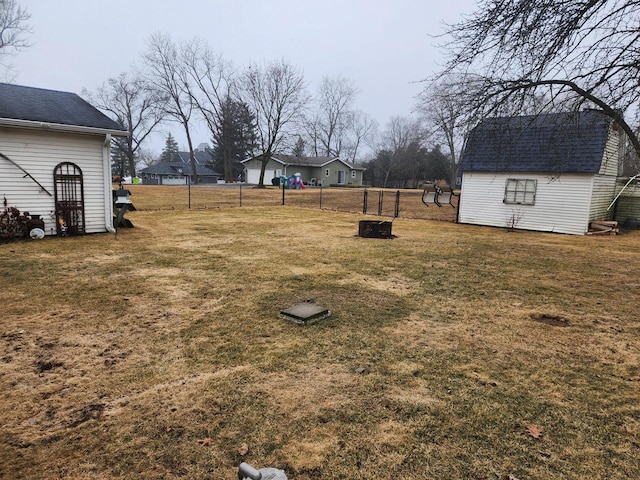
[{"left": 53, "top": 162, "right": 85, "bottom": 235}]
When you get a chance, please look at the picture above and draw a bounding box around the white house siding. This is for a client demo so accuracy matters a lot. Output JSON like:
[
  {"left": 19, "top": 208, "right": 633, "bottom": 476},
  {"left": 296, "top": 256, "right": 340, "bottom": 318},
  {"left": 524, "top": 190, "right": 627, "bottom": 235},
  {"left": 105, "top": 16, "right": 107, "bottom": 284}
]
[
  {"left": 0, "top": 127, "right": 109, "bottom": 235},
  {"left": 459, "top": 172, "right": 594, "bottom": 235}
]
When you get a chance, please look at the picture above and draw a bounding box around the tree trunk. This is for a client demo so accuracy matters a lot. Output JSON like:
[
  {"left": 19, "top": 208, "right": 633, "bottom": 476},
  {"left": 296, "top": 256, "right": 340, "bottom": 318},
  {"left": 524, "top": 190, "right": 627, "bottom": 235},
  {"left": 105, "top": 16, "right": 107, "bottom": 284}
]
[
  {"left": 185, "top": 130, "right": 198, "bottom": 184},
  {"left": 258, "top": 151, "right": 270, "bottom": 188}
]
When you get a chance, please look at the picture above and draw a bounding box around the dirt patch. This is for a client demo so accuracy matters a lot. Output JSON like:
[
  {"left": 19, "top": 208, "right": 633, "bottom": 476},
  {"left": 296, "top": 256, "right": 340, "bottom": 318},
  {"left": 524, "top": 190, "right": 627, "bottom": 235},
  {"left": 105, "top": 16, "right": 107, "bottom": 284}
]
[
  {"left": 35, "top": 357, "right": 64, "bottom": 373},
  {"left": 530, "top": 313, "right": 571, "bottom": 327},
  {"left": 338, "top": 272, "right": 419, "bottom": 297}
]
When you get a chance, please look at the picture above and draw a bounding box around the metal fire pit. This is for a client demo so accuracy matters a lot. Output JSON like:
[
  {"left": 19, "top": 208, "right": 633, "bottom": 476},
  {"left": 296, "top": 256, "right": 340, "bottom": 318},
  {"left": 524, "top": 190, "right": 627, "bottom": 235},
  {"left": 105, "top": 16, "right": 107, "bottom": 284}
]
[{"left": 358, "top": 220, "right": 393, "bottom": 239}]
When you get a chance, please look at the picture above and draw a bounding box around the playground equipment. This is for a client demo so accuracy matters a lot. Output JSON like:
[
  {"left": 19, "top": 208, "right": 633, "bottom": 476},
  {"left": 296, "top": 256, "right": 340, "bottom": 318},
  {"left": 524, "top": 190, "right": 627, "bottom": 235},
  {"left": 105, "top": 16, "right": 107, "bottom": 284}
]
[{"left": 279, "top": 173, "right": 305, "bottom": 189}]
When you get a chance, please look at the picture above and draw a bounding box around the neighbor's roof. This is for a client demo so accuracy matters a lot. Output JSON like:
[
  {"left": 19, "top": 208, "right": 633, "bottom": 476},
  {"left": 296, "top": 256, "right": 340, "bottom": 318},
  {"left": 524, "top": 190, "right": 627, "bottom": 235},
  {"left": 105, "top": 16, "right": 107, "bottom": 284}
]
[
  {"left": 140, "top": 161, "right": 220, "bottom": 177},
  {"left": 0, "top": 83, "right": 127, "bottom": 135},
  {"left": 272, "top": 154, "right": 337, "bottom": 167},
  {"left": 461, "top": 110, "right": 614, "bottom": 174},
  {"left": 242, "top": 154, "right": 365, "bottom": 170},
  {"left": 176, "top": 149, "right": 214, "bottom": 165}
]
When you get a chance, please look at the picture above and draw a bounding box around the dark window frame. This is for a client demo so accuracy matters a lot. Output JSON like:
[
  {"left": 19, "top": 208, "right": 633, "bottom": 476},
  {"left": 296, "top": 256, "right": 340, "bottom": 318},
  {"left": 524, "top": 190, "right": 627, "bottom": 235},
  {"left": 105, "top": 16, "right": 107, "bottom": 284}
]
[{"left": 504, "top": 178, "right": 537, "bottom": 205}]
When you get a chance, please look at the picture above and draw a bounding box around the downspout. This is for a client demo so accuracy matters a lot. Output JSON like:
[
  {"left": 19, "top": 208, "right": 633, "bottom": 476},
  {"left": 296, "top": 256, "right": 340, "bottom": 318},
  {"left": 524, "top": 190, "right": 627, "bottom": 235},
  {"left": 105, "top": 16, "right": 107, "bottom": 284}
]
[{"left": 103, "top": 134, "right": 116, "bottom": 233}]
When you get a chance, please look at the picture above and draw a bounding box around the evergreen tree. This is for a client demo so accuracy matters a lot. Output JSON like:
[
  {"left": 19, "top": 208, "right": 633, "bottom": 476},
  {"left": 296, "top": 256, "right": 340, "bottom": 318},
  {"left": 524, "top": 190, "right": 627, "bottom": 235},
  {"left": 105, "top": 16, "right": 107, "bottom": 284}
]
[
  {"left": 160, "top": 133, "right": 180, "bottom": 163},
  {"left": 292, "top": 136, "right": 306, "bottom": 157},
  {"left": 111, "top": 146, "right": 130, "bottom": 177},
  {"left": 211, "top": 98, "right": 257, "bottom": 182}
]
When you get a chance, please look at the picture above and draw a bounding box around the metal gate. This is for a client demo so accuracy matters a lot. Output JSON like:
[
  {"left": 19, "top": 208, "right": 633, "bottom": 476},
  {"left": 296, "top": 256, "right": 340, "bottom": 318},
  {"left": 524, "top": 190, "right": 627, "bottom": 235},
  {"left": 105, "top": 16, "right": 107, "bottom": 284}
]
[{"left": 53, "top": 162, "right": 85, "bottom": 235}]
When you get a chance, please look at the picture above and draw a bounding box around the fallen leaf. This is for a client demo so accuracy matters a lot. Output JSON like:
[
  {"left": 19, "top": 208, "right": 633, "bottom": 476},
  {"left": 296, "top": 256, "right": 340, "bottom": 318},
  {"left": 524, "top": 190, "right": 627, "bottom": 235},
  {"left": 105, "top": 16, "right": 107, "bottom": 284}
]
[
  {"left": 525, "top": 424, "right": 543, "bottom": 439},
  {"left": 196, "top": 437, "right": 213, "bottom": 446},
  {"left": 238, "top": 442, "right": 249, "bottom": 455}
]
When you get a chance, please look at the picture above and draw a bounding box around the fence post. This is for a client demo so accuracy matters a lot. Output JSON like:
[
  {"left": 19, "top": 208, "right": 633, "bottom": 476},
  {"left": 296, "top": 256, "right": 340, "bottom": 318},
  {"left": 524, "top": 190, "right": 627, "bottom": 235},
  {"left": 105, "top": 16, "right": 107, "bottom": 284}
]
[
  {"left": 378, "top": 190, "right": 383, "bottom": 216},
  {"left": 394, "top": 190, "right": 400, "bottom": 218},
  {"left": 319, "top": 185, "right": 323, "bottom": 210},
  {"left": 363, "top": 189, "right": 368, "bottom": 214},
  {"left": 239, "top": 182, "right": 242, "bottom": 207},
  {"left": 187, "top": 175, "right": 191, "bottom": 209},
  {"left": 282, "top": 182, "right": 285, "bottom": 206}
]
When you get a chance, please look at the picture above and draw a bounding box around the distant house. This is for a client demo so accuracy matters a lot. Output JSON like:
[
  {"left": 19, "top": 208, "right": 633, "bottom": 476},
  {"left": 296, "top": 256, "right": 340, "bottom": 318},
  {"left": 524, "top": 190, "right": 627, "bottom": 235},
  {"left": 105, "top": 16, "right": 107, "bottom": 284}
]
[
  {"left": 458, "top": 110, "right": 625, "bottom": 235},
  {"left": 241, "top": 154, "right": 365, "bottom": 186},
  {"left": 0, "top": 83, "right": 128, "bottom": 236},
  {"left": 139, "top": 144, "right": 221, "bottom": 185}
]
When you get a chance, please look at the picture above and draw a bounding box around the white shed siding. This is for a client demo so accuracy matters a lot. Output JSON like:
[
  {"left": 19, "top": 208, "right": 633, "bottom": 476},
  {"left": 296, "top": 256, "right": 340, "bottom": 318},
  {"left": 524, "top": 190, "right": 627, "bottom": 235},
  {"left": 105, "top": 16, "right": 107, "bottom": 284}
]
[
  {"left": 588, "top": 174, "right": 617, "bottom": 221},
  {"left": 459, "top": 172, "right": 593, "bottom": 235},
  {"left": 599, "top": 125, "right": 621, "bottom": 176},
  {"left": 0, "top": 127, "right": 110, "bottom": 235},
  {"left": 616, "top": 188, "right": 640, "bottom": 223}
]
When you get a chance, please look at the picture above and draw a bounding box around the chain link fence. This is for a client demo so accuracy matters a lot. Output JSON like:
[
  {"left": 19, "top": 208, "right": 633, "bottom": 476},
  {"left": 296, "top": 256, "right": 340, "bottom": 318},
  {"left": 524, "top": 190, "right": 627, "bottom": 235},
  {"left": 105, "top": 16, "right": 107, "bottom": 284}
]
[{"left": 126, "top": 184, "right": 459, "bottom": 222}]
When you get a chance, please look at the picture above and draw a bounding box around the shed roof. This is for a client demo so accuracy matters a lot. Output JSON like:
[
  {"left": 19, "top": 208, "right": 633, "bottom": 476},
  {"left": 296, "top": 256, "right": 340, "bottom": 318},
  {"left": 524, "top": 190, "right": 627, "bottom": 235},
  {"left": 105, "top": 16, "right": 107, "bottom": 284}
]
[
  {"left": 461, "top": 110, "right": 614, "bottom": 174},
  {"left": 0, "top": 83, "right": 127, "bottom": 134}
]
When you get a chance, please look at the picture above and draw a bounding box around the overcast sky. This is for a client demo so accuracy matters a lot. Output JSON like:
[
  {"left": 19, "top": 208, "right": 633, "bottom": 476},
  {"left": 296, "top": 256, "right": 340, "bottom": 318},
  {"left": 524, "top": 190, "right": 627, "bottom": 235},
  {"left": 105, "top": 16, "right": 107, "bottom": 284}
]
[{"left": 12, "top": 0, "right": 477, "bottom": 154}]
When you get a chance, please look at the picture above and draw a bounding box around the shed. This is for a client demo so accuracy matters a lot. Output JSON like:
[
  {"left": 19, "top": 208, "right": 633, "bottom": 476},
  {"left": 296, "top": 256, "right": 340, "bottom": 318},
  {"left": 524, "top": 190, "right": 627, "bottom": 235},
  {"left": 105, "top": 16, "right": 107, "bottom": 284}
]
[
  {"left": 0, "top": 83, "right": 128, "bottom": 236},
  {"left": 458, "top": 110, "right": 624, "bottom": 235}
]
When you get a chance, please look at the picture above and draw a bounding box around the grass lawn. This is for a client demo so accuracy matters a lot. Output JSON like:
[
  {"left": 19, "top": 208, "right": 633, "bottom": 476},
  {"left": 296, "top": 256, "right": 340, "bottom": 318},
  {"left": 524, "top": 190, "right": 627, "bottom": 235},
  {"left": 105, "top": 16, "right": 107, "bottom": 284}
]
[{"left": 1, "top": 186, "right": 639, "bottom": 479}]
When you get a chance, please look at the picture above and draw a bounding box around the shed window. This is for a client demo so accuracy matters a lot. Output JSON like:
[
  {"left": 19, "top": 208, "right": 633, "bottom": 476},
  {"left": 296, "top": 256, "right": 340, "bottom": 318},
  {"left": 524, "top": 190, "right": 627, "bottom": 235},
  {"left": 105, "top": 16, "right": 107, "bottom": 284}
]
[{"left": 504, "top": 179, "right": 537, "bottom": 205}]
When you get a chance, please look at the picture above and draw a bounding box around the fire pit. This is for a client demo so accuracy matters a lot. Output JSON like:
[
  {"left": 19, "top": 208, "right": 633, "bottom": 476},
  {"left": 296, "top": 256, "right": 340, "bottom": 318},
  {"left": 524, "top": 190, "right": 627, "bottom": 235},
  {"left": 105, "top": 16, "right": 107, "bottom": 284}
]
[{"left": 358, "top": 220, "right": 394, "bottom": 239}]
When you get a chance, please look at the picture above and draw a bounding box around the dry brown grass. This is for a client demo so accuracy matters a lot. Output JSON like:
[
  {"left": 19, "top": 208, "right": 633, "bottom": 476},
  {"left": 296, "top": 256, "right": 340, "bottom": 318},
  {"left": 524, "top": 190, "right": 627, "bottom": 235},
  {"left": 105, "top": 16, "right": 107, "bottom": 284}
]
[{"left": 1, "top": 186, "right": 639, "bottom": 479}]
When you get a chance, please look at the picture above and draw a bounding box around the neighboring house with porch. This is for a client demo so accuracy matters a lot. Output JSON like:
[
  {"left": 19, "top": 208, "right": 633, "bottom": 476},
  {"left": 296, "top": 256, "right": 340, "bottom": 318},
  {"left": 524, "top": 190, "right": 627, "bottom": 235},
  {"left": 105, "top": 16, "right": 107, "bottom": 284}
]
[
  {"left": 139, "top": 161, "right": 221, "bottom": 185},
  {"left": 139, "top": 143, "right": 221, "bottom": 185},
  {"left": 458, "top": 110, "right": 626, "bottom": 235},
  {"left": 241, "top": 154, "right": 365, "bottom": 186},
  {"left": 0, "top": 83, "right": 128, "bottom": 236}
]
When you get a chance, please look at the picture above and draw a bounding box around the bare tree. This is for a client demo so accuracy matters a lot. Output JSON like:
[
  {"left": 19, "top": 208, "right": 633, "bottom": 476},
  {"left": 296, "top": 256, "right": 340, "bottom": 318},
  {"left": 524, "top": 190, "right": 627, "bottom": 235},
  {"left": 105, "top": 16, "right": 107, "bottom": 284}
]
[
  {"left": 137, "top": 147, "right": 160, "bottom": 169},
  {"left": 84, "top": 73, "right": 166, "bottom": 177},
  {"left": 0, "top": 0, "right": 32, "bottom": 76},
  {"left": 440, "top": 0, "right": 640, "bottom": 162},
  {"left": 180, "top": 38, "right": 247, "bottom": 182},
  {"left": 344, "top": 109, "right": 377, "bottom": 164},
  {"left": 313, "top": 75, "right": 358, "bottom": 157},
  {"left": 416, "top": 78, "right": 468, "bottom": 187},
  {"left": 242, "top": 59, "right": 307, "bottom": 186},
  {"left": 378, "top": 116, "right": 423, "bottom": 187},
  {"left": 143, "top": 32, "right": 199, "bottom": 182}
]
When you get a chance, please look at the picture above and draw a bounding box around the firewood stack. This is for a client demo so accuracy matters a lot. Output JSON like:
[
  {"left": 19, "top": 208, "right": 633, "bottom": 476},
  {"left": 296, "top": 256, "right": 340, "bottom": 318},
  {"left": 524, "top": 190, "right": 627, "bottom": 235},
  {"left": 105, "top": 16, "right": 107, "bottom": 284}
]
[{"left": 588, "top": 220, "right": 619, "bottom": 235}]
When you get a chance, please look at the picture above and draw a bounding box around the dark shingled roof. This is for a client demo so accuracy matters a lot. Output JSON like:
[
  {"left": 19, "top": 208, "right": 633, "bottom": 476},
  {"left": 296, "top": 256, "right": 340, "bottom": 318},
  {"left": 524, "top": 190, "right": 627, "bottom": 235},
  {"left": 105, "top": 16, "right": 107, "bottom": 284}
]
[
  {"left": 272, "top": 154, "right": 337, "bottom": 167},
  {"left": 0, "top": 83, "right": 126, "bottom": 132},
  {"left": 461, "top": 110, "right": 613, "bottom": 174},
  {"left": 140, "top": 161, "right": 221, "bottom": 177},
  {"left": 176, "top": 149, "right": 214, "bottom": 165}
]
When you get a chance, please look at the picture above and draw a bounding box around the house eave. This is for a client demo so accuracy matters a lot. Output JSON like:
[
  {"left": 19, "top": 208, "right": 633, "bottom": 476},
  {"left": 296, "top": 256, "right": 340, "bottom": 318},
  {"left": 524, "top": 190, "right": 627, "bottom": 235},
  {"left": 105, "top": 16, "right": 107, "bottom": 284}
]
[{"left": 0, "top": 117, "right": 129, "bottom": 137}]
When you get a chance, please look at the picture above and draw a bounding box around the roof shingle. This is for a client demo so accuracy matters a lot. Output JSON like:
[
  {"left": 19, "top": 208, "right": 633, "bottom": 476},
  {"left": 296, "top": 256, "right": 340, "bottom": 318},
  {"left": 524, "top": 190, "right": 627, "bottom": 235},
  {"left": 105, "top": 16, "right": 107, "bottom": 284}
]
[
  {"left": 0, "top": 83, "right": 126, "bottom": 132},
  {"left": 461, "top": 110, "right": 613, "bottom": 174}
]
